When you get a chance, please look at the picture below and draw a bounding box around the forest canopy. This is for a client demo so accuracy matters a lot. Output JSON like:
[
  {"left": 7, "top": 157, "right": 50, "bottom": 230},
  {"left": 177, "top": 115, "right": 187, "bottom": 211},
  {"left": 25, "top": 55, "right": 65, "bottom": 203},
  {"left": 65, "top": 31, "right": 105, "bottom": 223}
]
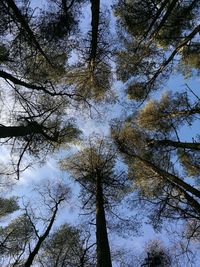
[{"left": 0, "top": 0, "right": 200, "bottom": 266}]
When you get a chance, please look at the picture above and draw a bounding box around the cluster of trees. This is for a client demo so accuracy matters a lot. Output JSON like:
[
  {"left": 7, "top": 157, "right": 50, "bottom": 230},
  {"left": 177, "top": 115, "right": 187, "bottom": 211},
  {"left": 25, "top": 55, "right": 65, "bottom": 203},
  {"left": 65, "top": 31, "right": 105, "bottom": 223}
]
[{"left": 0, "top": 0, "right": 200, "bottom": 266}]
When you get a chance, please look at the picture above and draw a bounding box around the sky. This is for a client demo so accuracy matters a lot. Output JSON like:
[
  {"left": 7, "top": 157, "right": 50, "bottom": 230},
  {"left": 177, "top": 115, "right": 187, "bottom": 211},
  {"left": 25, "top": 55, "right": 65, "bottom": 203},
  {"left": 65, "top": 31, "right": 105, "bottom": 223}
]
[{"left": 0, "top": 1, "right": 200, "bottom": 266}]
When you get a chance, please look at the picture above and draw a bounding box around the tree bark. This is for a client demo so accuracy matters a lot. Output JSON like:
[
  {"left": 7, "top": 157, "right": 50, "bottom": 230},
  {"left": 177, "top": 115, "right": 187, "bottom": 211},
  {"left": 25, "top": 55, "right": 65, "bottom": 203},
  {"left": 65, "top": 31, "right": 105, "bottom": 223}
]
[
  {"left": 89, "top": 0, "right": 100, "bottom": 64},
  {"left": 0, "top": 123, "right": 43, "bottom": 139},
  {"left": 118, "top": 141, "right": 200, "bottom": 216},
  {"left": 0, "top": 70, "right": 45, "bottom": 90},
  {"left": 143, "top": 0, "right": 169, "bottom": 39},
  {"left": 148, "top": 139, "right": 200, "bottom": 151},
  {"left": 150, "top": 0, "right": 178, "bottom": 38},
  {"left": 96, "top": 174, "right": 112, "bottom": 267}
]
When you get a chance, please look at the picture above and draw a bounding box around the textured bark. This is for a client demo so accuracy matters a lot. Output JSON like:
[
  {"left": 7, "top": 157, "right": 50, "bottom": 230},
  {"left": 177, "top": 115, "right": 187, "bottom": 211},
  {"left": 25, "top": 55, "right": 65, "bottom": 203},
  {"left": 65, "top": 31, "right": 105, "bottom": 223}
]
[
  {"left": 96, "top": 174, "right": 112, "bottom": 267},
  {"left": 89, "top": 0, "right": 100, "bottom": 64}
]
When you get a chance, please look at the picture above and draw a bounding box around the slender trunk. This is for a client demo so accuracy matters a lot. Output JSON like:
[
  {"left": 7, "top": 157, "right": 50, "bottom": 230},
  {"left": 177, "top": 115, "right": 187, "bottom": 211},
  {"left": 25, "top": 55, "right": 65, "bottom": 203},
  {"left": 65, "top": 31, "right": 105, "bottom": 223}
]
[
  {"left": 3, "top": 0, "right": 52, "bottom": 66},
  {"left": 137, "top": 155, "right": 200, "bottom": 199},
  {"left": 90, "top": 0, "right": 100, "bottom": 64},
  {"left": 0, "top": 123, "right": 42, "bottom": 138},
  {"left": 24, "top": 199, "right": 64, "bottom": 267},
  {"left": 138, "top": 156, "right": 200, "bottom": 214},
  {"left": 116, "top": 138, "right": 200, "bottom": 197},
  {"left": 0, "top": 70, "right": 45, "bottom": 91},
  {"left": 180, "top": 186, "right": 200, "bottom": 216},
  {"left": 96, "top": 174, "right": 112, "bottom": 267},
  {"left": 143, "top": 0, "right": 169, "bottom": 39},
  {"left": 149, "top": 24, "right": 200, "bottom": 86},
  {"left": 0, "top": 123, "right": 59, "bottom": 142},
  {"left": 116, "top": 139, "right": 200, "bottom": 199},
  {"left": 151, "top": 0, "right": 178, "bottom": 38},
  {"left": 148, "top": 139, "right": 200, "bottom": 151}
]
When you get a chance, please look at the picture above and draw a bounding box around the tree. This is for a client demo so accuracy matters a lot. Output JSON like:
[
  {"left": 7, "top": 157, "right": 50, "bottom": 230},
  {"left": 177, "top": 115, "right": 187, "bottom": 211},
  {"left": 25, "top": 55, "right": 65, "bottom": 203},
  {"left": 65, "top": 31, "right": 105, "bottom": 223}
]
[
  {"left": 114, "top": 0, "right": 200, "bottom": 100},
  {"left": 38, "top": 223, "right": 95, "bottom": 267},
  {"left": 0, "top": 0, "right": 115, "bottom": 179},
  {"left": 0, "top": 0, "right": 199, "bottom": 264},
  {"left": 0, "top": 197, "right": 19, "bottom": 219},
  {"left": 61, "top": 137, "right": 130, "bottom": 267},
  {"left": 111, "top": 117, "right": 200, "bottom": 212},
  {"left": 110, "top": 82, "right": 200, "bottom": 260},
  {"left": 141, "top": 240, "right": 171, "bottom": 267},
  {"left": 0, "top": 181, "right": 70, "bottom": 266},
  {"left": 0, "top": 0, "right": 84, "bottom": 178},
  {"left": 0, "top": 213, "right": 34, "bottom": 266}
]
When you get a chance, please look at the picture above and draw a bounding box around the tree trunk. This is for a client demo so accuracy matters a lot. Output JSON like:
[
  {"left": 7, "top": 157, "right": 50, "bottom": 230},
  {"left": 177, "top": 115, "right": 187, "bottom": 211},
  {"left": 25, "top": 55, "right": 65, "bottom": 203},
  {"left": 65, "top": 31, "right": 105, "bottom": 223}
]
[
  {"left": 89, "top": 0, "right": 100, "bottom": 64},
  {"left": 149, "top": 24, "right": 200, "bottom": 86},
  {"left": 115, "top": 139, "right": 200, "bottom": 214},
  {"left": 148, "top": 139, "right": 200, "bottom": 151},
  {"left": 151, "top": 0, "right": 178, "bottom": 38},
  {"left": 96, "top": 174, "right": 112, "bottom": 267},
  {"left": 24, "top": 199, "right": 63, "bottom": 267},
  {"left": 137, "top": 155, "right": 200, "bottom": 199},
  {"left": 0, "top": 123, "right": 43, "bottom": 138},
  {"left": 3, "top": 0, "right": 52, "bottom": 65}
]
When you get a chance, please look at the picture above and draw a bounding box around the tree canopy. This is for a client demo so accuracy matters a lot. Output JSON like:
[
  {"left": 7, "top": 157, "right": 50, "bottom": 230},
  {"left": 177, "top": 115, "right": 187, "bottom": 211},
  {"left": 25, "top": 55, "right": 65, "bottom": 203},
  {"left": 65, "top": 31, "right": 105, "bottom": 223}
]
[{"left": 0, "top": 0, "right": 200, "bottom": 266}]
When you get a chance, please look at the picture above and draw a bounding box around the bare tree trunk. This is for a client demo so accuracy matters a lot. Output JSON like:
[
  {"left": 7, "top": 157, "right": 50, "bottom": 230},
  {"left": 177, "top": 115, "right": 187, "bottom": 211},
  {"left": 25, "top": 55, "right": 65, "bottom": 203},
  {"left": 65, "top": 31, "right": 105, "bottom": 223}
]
[
  {"left": 96, "top": 174, "right": 112, "bottom": 267},
  {"left": 0, "top": 123, "right": 42, "bottom": 139},
  {"left": 148, "top": 139, "right": 200, "bottom": 151},
  {"left": 3, "top": 0, "right": 52, "bottom": 65},
  {"left": 89, "top": 0, "right": 100, "bottom": 64},
  {"left": 24, "top": 198, "right": 64, "bottom": 267}
]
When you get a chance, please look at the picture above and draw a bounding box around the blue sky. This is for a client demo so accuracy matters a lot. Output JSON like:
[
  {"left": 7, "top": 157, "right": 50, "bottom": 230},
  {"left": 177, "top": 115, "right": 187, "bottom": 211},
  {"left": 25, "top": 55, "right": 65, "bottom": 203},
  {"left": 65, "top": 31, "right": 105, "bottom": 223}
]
[{"left": 1, "top": 1, "right": 200, "bottom": 266}]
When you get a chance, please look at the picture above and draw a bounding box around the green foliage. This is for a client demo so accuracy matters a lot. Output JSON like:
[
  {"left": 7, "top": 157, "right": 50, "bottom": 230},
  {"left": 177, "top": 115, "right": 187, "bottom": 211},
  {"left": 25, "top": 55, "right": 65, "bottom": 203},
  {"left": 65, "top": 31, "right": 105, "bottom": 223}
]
[
  {"left": 126, "top": 82, "right": 148, "bottom": 101},
  {"left": 114, "top": 0, "right": 200, "bottom": 99},
  {"left": 180, "top": 44, "right": 200, "bottom": 75},
  {"left": 141, "top": 240, "right": 172, "bottom": 267},
  {"left": 65, "top": 61, "right": 112, "bottom": 101},
  {"left": 0, "top": 197, "right": 19, "bottom": 218},
  {"left": 61, "top": 137, "right": 128, "bottom": 205},
  {"left": 0, "top": 0, "right": 200, "bottom": 264},
  {"left": 39, "top": 224, "right": 94, "bottom": 267},
  {"left": 178, "top": 149, "right": 200, "bottom": 177},
  {"left": 0, "top": 44, "right": 9, "bottom": 63},
  {"left": 0, "top": 214, "right": 34, "bottom": 257},
  {"left": 137, "top": 91, "right": 197, "bottom": 133}
]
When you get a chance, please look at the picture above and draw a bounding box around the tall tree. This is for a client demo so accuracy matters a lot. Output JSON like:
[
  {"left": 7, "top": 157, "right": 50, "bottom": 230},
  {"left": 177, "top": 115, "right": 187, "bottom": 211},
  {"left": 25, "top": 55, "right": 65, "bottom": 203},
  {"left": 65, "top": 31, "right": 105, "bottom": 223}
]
[
  {"left": 114, "top": 0, "right": 200, "bottom": 100},
  {"left": 38, "top": 223, "right": 95, "bottom": 267},
  {"left": 61, "top": 137, "right": 129, "bottom": 267},
  {"left": 141, "top": 240, "right": 172, "bottom": 267},
  {"left": 0, "top": 181, "right": 70, "bottom": 266},
  {"left": 111, "top": 111, "right": 200, "bottom": 227},
  {"left": 0, "top": 0, "right": 115, "bottom": 179}
]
